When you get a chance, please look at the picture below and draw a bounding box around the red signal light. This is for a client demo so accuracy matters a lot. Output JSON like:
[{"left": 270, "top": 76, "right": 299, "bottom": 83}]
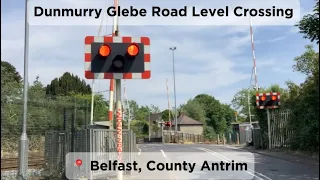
[
  {"left": 99, "top": 45, "right": 111, "bottom": 57},
  {"left": 260, "top": 96, "right": 266, "bottom": 101},
  {"left": 272, "top": 95, "right": 277, "bottom": 100},
  {"left": 164, "top": 121, "right": 171, "bottom": 126},
  {"left": 127, "top": 44, "right": 139, "bottom": 56}
]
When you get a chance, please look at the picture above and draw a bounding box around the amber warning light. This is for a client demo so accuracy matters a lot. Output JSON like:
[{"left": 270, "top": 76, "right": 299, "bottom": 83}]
[
  {"left": 272, "top": 95, "right": 277, "bottom": 100},
  {"left": 127, "top": 44, "right": 139, "bottom": 56},
  {"left": 260, "top": 96, "right": 266, "bottom": 101},
  {"left": 99, "top": 45, "right": 111, "bottom": 57}
]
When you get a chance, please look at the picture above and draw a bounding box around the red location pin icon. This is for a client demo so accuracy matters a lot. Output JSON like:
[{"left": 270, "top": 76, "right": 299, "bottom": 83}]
[{"left": 75, "top": 159, "right": 83, "bottom": 167}]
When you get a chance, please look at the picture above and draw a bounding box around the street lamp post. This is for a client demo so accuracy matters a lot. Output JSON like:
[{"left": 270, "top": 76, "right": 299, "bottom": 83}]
[
  {"left": 18, "top": 0, "right": 30, "bottom": 179},
  {"left": 169, "top": 47, "right": 178, "bottom": 133}
]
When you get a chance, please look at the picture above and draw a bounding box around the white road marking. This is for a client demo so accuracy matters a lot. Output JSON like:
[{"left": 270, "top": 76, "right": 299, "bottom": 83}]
[
  {"left": 160, "top": 150, "right": 167, "bottom": 158},
  {"left": 223, "top": 146, "right": 244, "bottom": 150},
  {"left": 198, "top": 147, "right": 272, "bottom": 180},
  {"left": 159, "top": 150, "right": 178, "bottom": 180},
  {"left": 137, "top": 147, "right": 141, "bottom": 155}
]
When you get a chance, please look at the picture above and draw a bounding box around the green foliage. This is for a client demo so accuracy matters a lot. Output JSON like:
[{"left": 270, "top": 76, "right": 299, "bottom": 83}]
[
  {"left": 74, "top": 93, "right": 109, "bottom": 122},
  {"left": 203, "top": 125, "right": 216, "bottom": 141},
  {"left": 231, "top": 88, "right": 255, "bottom": 118},
  {"left": 130, "top": 120, "right": 148, "bottom": 137},
  {"left": 296, "top": 1, "right": 319, "bottom": 44},
  {"left": 149, "top": 104, "right": 161, "bottom": 114},
  {"left": 180, "top": 99, "right": 206, "bottom": 123},
  {"left": 45, "top": 72, "right": 91, "bottom": 96},
  {"left": 179, "top": 94, "right": 235, "bottom": 139},
  {"left": 284, "top": 46, "right": 319, "bottom": 152},
  {"left": 161, "top": 109, "right": 173, "bottom": 122},
  {"left": 1, "top": 67, "right": 99, "bottom": 147},
  {"left": 126, "top": 102, "right": 162, "bottom": 137},
  {"left": 1, "top": 61, "right": 22, "bottom": 104},
  {"left": 293, "top": 45, "right": 319, "bottom": 76}
]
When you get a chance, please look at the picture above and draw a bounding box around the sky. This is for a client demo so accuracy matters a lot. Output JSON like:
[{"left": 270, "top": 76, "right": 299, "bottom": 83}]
[{"left": 1, "top": 0, "right": 317, "bottom": 111}]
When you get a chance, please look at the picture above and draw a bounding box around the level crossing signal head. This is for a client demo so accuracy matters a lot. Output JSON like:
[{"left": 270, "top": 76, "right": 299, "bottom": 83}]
[
  {"left": 84, "top": 36, "right": 151, "bottom": 80},
  {"left": 256, "top": 92, "right": 281, "bottom": 109},
  {"left": 164, "top": 121, "right": 171, "bottom": 127}
]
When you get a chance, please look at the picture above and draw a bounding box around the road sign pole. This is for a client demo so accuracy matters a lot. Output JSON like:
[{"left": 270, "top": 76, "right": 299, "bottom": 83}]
[
  {"left": 90, "top": 80, "right": 95, "bottom": 125},
  {"left": 115, "top": 79, "right": 123, "bottom": 180},
  {"left": 112, "top": 0, "right": 122, "bottom": 176},
  {"left": 266, "top": 108, "right": 271, "bottom": 149}
]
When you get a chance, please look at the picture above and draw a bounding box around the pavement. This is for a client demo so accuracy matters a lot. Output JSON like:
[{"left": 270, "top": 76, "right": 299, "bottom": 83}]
[
  {"left": 240, "top": 146, "right": 319, "bottom": 167},
  {"left": 124, "top": 143, "right": 319, "bottom": 180}
]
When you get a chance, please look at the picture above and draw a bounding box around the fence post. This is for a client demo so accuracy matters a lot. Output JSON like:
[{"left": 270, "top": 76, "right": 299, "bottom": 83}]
[
  {"left": 236, "top": 133, "right": 240, "bottom": 145},
  {"left": 70, "top": 98, "right": 76, "bottom": 152},
  {"left": 223, "top": 134, "right": 225, "bottom": 145},
  {"left": 71, "top": 113, "right": 75, "bottom": 152},
  {"left": 63, "top": 108, "right": 67, "bottom": 131},
  {"left": 229, "top": 133, "right": 232, "bottom": 144},
  {"left": 84, "top": 100, "right": 88, "bottom": 129},
  {"left": 217, "top": 134, "right": 220, "bottom": 144}
]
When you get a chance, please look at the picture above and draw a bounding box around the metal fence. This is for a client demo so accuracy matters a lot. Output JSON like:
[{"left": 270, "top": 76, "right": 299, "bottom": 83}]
[
  {"left": 162, "top": 131, "right": 205, "bottom": 143},
  {"left": 1, "top": 97, "right": 90, "bottom": 158},
  {"left": 252, "top": 109, "right": 293, "bottom": 149},
  {"left": 44, "top": 129, "right": 137, "bottom": 179}
]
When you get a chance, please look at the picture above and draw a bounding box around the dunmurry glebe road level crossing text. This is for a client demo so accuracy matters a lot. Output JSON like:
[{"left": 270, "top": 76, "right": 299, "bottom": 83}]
[{"left": 33, "top": 5, "right": 293, "bottom": 19}]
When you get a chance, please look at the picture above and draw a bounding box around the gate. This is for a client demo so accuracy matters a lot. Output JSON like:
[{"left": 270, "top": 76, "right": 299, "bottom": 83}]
[
  {"left": 269, "top": 109, "right": 293, "bottom": 148},
  {"left": 45, "top": 129, "right": 137, "bottom": 179},
  {"left": 252, "top": 109, "right": 293, "bottom": 149}
]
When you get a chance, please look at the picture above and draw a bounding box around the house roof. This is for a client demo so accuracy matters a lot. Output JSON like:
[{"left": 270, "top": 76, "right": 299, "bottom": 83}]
[
  {"left": 145, "top": 113, "right": 162, "bottom": 122},
  {"left": 93, "top": 121, "right": 111, "bottom": 126},
  {"left": 144, "top": 112, "right": 203, "bottom": 125},
  {"left": 231, "top": 121, "right": 259, "bottom": 125},
  {"left": 177, "top": 113, "right": 203, "bottom": 125}
]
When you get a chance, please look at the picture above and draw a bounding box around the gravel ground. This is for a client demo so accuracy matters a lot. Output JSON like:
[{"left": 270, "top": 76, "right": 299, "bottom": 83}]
[{"left": 1, "top": 169, "right": 43, "bottom": 180}]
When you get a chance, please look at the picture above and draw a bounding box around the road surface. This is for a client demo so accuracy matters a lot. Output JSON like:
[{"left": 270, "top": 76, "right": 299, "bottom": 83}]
[{"left": 132, "top": 143, "right": 319, "bottom": 180}]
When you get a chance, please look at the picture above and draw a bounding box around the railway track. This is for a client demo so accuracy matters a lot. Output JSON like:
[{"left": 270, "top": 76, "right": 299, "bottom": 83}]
[{"left": 1, "top": 156, "right": 45, "bottom": 171}]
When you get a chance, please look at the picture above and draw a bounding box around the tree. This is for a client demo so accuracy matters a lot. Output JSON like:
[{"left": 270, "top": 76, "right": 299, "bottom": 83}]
[
  {"left": 285, "top": 45, "right": 319, "bottom": 151},
  {"left": 74, "top": 93, "right": 109, "bottom": 122},
  {"left": 179, "top": 94, "right": 235, "bottom": 138},
  {"left": 1, "top": 60, "right": 22, "bottom": 84},
  {"left": 293, "top": 45, "right": 319, "bottom": 77},
  {"left": 194, "top": 94, "right": 228, "bottom": 134},
  {"left": 29, "top": 75, "right": 46, "bottom": 101},
  {"left": 220, "top": 103, "right": 236, "bottom": 126},
  {"left": 1, "top": 61, "right": 23, "bottom": 135},
  {"left": 45, "top": 72, "right": 91, "bottom": 96},
  {"left": 296, "top": 1, "right": 319, "bottom": 44},
  {"left": 231, "top": 88, "right": 256, "bottom": 119},
  {"left": 122, "top": 100, "right": 139, "bottom": 122},
  {"left": 1, "top": 61, "right": 22, "bottom": 103},
  {"left": 161, "top": 109, "right": 173, "bottom": 122},
  {"left": 149, "top": 104, "right": 160, "bottom": 113},
  {"left": 180, "top": 99, "right": 206, "bottom": 123}
]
